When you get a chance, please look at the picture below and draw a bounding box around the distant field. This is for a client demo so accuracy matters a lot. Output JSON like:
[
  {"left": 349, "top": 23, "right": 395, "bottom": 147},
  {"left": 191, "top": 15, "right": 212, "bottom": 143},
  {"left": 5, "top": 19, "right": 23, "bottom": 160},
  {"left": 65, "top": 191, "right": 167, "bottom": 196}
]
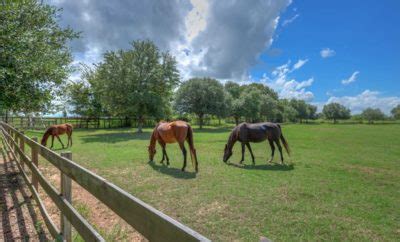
[{"left": 26, "top": 124, "right": 400, "bottom": 241}]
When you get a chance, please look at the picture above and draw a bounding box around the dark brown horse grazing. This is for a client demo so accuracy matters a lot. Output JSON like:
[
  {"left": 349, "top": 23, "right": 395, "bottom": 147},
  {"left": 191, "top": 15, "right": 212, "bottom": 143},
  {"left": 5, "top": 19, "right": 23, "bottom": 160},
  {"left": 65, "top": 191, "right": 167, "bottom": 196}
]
[
  {"left": 148, "top": 121, "right": 198, "bottom": 172},
  {"left": 41, "top": 123, "right": 73, "bottom": 149},
  {"left": 223, "top": 122, "right": 290, "bottom": 164}
]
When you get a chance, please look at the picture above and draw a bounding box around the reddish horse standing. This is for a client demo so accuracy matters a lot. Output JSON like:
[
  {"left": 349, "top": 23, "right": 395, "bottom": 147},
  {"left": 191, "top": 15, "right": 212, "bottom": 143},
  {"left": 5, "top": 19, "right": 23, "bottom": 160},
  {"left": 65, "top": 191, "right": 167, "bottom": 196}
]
[
  {"left": 41, "top": 123, "right": 73, "bottom": 149},
  {"left": 148, "top": 121, "right": 198, "bottom": 172}
]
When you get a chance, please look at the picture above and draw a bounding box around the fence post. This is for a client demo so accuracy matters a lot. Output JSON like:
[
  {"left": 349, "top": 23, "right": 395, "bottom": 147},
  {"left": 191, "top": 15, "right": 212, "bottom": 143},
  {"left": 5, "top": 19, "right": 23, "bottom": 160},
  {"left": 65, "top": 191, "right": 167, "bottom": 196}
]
[
  {"left": 20, "top": 131, "right": 25, "bottom": 170},
  {"left": 60, "top": 152, "right": 72, "bottom": 242},
  {"left": 31, "top": 137, "right": 39, "bottom": 190},
  {"left": 14, "top": 130, "right": 18, "bottom": 158}
]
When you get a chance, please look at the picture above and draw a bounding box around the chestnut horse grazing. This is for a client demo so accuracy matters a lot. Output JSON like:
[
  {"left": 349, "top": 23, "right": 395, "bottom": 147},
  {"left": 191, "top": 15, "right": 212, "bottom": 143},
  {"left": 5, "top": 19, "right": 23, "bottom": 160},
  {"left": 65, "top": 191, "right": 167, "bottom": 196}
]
[
  {"left": 223, "top": 122, "right": 290, "bottom": 164},
  {"left": 148, "top": 121, "right": 198, "bottom": 172},
  {"left": 41, "top": 123, "right": 73, "bottom": 149}
]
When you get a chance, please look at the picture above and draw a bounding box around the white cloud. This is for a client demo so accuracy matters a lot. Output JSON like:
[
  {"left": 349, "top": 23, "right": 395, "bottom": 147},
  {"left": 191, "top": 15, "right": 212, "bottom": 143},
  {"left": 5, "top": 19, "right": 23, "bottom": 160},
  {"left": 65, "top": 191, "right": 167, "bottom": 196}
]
[
  {"left": 49, "top": 0, "right": 291, "bottom": 81},
  {"left": 260, "top": 60, "right": 315, "bottom": 101},
  {"left": 320, "top": 48, "right": 336, "bottom": 58},
  {"left": 341, "top": 71, "right": 359, "bottom": 85},
  {"left": 292, "top": 59, "right": 308, "bottom": 70},
  {"left": 281, "top": 14, "right": 299, "bottom": 27},
  {"left": 327, "top": 90, "right": 400, "bottom": 114}
]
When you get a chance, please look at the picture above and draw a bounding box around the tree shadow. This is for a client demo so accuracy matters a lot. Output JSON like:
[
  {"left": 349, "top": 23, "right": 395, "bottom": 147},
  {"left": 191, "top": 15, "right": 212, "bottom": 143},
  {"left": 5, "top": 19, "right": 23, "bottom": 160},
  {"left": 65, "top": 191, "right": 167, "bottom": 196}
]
[
  {"left": 193, "top": 126, "right": 233, "bottom": 134},
  {"left": 81, "top": 131, "right": 151, "bottom": 143},
  {"left": 227, "top": 162, "right": 294, "bottom": 171},
  {"left": 148, "top": 161, "right": 197, "bottom": 179}
]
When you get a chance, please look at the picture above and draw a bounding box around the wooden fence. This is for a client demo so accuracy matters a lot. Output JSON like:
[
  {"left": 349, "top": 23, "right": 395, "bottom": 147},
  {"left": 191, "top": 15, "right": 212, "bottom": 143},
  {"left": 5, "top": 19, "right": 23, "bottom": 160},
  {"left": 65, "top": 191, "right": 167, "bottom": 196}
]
[
  {"left": 0, "top": 121, "right": 210, "bottom": 242},
  {"left": 0, "top": 116, "right": 230, "bottom": 130}
]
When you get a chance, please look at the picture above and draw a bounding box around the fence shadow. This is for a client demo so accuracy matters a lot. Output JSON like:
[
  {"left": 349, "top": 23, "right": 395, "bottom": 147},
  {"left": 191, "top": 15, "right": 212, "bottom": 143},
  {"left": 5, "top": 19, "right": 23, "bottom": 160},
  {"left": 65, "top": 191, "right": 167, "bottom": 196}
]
[
  {"left": 148, "top": 161, "right": 196, "bottom": 179},
  {"left": 81, "top": 131, "right": 151, "bottom": 143},
  {"left": 0, "top": 146, "right": 47, "bottom": 241},
  {"left": 227, "top": 162, "right": 294, "bottom": 171}
]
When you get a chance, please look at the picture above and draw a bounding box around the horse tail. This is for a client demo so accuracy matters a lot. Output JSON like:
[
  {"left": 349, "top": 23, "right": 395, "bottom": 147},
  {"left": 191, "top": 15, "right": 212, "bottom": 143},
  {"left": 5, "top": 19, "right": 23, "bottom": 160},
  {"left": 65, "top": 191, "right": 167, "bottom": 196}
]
[
  {"left": 277, "top": 124, "right": 291, "bottom": 156},
  {"left": 186, "top": 124, "right": 198, "bottom": 172}
]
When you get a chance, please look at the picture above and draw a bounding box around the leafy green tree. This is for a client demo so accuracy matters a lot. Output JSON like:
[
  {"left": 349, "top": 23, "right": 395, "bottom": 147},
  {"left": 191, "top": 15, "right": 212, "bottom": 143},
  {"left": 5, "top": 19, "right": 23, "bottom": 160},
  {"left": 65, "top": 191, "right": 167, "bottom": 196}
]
[
  {"left": 67, "top": 81, "right": 104, "bottom": 118},
  {"left": 322, "top": 103, "right": 351, "bottom": 123},
  {"left": 260, "top": 95, "right": 278, "bottom": 121},
  {"left": 290, "top": 99, "right": 309, "bottom": 122},
  {"left": 90, "top": 40, "right": 179, "bottom": 132},
  {"left": 230, "top": 98, "right": 246, "bottom": 125},
  {"left": 306, "top": 104, "right": 318, "bottom": 120},
  {"left": 361, "top": 108, "right": 385, "bottom": 123},
  {"left": 224, "top": 81, "right": 241, "bottom": 99},
  {"left": 174, "top": 77, "right": 225, "bottom": 129},
  {"left": 243, "top": 83, "right": 279, "bottom": 100},
  {"left": 0, "top": 0, "right": 78, "bottom": 119},
  {"left": 391, "top": 105, "right": 400, "bottom": 120},
  {"left": 240, "top": 88, "right": 263, "bottom": 122}
]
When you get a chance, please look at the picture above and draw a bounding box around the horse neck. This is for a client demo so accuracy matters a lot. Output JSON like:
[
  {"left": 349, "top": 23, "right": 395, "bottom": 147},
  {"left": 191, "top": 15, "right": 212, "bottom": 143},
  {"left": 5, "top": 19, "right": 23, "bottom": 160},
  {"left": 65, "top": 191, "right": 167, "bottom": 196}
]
[
  {"left": 149, "top": 129, "right": 157, "bottom": 149},
  {"left": 227, "top": 130, "right": 238, "bottom": 151},
  {"left": 41, "top": 129, "right": 51, "bottom": 144}
]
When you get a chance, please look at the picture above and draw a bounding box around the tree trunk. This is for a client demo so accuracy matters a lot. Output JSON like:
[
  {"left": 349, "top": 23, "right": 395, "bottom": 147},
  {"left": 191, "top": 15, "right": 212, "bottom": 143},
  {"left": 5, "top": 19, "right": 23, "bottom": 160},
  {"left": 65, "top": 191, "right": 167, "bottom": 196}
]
[
  {"left": 333, "top": 118, "right": 337, "bottom": 124},
  {"left": 234, "top": 117, "right": 239, "bottom": 126},
  {"left": 199, "top": 114, "right": 203, "bottom": 129},
  {"left": 137, "top": 116, "right": 143, "bottom": 133}
]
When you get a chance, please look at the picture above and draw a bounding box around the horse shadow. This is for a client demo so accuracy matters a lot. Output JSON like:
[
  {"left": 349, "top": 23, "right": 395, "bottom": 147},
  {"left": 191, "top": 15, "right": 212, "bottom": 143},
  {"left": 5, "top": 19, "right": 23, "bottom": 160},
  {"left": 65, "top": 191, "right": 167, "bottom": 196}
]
[
  {"left": 227, "top": 162, "right": 294, "bottom": 171},
  {"left": 148, "top": 161, "right": 197, "bottom": 179}
]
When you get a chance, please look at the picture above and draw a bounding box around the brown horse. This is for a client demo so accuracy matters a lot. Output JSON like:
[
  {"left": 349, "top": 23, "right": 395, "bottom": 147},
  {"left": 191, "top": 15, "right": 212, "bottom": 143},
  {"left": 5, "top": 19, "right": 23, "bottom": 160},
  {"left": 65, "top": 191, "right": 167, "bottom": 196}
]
[
  {"left": 41, "top": 123, "right": 73, "bottom": 149},
  {"left": 223, "top": 122, "right": 290, "bottom": 164},
  {"left": 148, "top": 121, "right": 198, "bottom": 172}
]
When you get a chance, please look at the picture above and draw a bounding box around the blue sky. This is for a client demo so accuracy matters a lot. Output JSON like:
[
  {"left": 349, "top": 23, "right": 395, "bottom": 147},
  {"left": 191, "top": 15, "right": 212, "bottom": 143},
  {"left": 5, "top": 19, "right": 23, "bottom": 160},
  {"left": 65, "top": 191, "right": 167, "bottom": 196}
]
[
  {"left": 251, "top": 0, "right": 400, "bottom": 113},
  {"left": 51, "top": 0, "right": 400, "bottom": 114}
]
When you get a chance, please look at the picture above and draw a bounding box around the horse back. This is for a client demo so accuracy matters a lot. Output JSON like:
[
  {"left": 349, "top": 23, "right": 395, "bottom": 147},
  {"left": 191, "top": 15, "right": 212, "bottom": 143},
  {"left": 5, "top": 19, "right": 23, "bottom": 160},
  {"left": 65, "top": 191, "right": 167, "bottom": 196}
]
[{"left": 157, "top": 121, "right": 188, "bottom": 143}]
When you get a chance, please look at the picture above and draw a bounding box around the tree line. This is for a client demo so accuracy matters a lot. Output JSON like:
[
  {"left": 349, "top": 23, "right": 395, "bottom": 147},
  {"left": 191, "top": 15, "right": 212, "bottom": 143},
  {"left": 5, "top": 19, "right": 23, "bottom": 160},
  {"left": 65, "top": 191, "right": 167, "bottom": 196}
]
[{"left": 1, "top": 1, "right": 400, "bottom": 133}]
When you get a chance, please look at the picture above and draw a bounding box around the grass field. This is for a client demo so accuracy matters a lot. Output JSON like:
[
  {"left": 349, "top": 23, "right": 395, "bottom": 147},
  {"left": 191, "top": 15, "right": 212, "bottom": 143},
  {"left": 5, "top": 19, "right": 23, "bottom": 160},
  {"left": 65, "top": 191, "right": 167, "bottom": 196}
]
[{"left": 26, "top": 124, "right": 400, "bottom": 241}]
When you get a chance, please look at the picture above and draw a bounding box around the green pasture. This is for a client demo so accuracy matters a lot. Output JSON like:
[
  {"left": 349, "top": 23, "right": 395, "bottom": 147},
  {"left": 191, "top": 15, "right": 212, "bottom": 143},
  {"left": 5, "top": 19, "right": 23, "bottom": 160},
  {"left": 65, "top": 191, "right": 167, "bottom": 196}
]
[{"left": 26, "top": 124, "right": 400, "bottom": 241}]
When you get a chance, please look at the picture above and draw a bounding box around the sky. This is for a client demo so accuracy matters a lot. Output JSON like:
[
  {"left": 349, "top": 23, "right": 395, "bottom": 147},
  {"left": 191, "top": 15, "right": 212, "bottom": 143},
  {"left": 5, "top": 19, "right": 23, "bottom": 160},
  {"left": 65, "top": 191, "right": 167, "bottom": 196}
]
[{"left": 48, "top": 0, "right": 400, "bottom": 114}]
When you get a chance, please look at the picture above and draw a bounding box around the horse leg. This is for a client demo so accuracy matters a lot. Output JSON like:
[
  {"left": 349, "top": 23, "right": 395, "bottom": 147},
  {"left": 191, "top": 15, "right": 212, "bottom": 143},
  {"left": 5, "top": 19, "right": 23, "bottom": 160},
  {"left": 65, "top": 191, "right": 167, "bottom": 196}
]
[
  {"left": 267, "top": 139, "right": 275, "bottom": 163},
  {"left": 164, "top": 147, "right": 170, "bottom": 166},
  {"left": 157, "top": 140, "right": 165, "bottom": 164},
  {"left": 179, "top": 142, "right": 187, "bottom": 172},
  {"left": 245, "top": 143, "right": 255, "bottom": 165},
  {"left": 239, "top": 142, "right": 245, "bottom": 164},
  {"left": 56, "top": 135, "right": 65, "bottom": 149},
  {"left": 50, "top": 135, "right": 55, "bottom": 149},
  {"left": 275, "top": 139, "right": 284, "bottom": 164}
]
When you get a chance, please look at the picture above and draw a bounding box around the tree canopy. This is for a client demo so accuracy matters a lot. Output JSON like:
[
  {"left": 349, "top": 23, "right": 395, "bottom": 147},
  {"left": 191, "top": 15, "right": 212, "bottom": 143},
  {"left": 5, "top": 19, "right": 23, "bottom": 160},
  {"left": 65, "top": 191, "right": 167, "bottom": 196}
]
[
  {"left": 88, "top": 40, "right": 179, "bottom": 132},
  {"left": 0, "top": 0, "right": 78, "bottom": 116},
  {"left": 174, "top": 77, "right": 225, "bottom": 129},
  {"left": 391, "top": 105, "right": 400, "bottom": 120},
  {"left": 361, "top": 108, "right": 385, "bottom": 123},
  {"left": 322, "top": 103, "right": 351, "bottom": 123}
]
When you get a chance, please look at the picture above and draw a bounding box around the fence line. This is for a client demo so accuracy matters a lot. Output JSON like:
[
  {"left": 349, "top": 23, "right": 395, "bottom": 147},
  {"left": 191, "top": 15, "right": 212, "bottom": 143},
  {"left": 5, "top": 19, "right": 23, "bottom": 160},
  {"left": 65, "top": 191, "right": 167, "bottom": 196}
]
[{"left": 0, "top": 121, "right": 210, "bottom": 242}]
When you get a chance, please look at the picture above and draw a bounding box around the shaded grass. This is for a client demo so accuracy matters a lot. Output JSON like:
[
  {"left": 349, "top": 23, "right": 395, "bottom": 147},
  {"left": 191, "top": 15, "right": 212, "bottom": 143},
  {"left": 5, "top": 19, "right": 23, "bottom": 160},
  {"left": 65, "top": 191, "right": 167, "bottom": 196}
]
[{"left": 26, "top": 124, "right": 400, "bottom": 241}]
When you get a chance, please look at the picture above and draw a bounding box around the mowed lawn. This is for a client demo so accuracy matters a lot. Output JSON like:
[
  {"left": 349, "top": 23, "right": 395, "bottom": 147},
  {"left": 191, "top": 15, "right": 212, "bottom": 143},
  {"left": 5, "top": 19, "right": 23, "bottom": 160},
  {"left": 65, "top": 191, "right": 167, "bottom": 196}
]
[{"left": 27, "top": 124, "right": 400, "bottom": 241}]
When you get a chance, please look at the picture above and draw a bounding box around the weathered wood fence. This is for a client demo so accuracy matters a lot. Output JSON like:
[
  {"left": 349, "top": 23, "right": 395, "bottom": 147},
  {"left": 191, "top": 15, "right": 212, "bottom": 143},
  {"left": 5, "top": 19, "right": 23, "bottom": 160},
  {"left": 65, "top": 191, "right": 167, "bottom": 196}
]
[
  {"left": 0, "top": 116, "right": 230, "bottom": 130},
  {"left": 0, "top": 121, "right": 210, "bottom": 242}
]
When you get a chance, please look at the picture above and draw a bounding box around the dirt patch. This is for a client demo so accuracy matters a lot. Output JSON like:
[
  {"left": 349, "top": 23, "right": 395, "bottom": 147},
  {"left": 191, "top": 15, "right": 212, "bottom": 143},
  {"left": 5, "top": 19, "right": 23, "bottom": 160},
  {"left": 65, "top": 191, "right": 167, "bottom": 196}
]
[{"left": 38, "top": 164, "right": 146, "bottom": 241}]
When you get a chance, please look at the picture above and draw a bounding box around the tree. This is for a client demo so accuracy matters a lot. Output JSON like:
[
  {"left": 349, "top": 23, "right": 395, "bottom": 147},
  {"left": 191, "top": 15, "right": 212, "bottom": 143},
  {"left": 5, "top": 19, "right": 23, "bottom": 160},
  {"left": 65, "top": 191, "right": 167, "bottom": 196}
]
[
  {"left": 290, "top": 99, "right": 308, "bottom": 122},
  {"left": 224, "top": 81, "right": 241, "bottom": 99},
  {"left": 391, "top": 105, "right": 400, "bottom": 120},
  {"left": 90, "top": 40, "right": 179, "bottom": 132},
  {"left": 260, "top": 95, "right": 278, "bottom": 121},
  {"left": 240, "top": 88, "right": 263, "bottom": 122},
  {"left": 0, "top": 0, "right": 78, "bottom": 119},
  {"left": 306, "top": 104, "right": 318, "bottom": 120},
  {"left": 243, "top": 83, "right": 279, "bottom": 100},
  {"left": 67, "top": 81, "right": 104, "bottom": 118},
  {"left": 361, "top": 108, "right": 385, "bottom": 123},
  {"left": 174, "top": 77, "right": 225, "bottom": 129},
  {"left": 322, "top": 103, "right": 351, "bottom": 123}
]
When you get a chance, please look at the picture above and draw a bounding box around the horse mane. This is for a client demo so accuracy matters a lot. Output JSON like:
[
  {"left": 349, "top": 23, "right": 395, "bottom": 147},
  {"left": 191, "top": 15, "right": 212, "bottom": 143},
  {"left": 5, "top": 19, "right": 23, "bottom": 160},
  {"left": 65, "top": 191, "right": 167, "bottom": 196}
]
[{"left": 227, "top": 127, "right": 239, "bottom": 150}]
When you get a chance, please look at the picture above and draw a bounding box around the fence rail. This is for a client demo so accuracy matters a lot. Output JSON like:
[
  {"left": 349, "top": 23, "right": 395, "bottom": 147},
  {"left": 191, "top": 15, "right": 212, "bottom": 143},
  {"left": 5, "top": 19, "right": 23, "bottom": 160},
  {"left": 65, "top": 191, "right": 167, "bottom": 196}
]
[
  {"left": 0, "top": 116, "right": 231, "bottom": 130},
  {"left": 0, "top": 121, "right": 210, "bottom": 242}
]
